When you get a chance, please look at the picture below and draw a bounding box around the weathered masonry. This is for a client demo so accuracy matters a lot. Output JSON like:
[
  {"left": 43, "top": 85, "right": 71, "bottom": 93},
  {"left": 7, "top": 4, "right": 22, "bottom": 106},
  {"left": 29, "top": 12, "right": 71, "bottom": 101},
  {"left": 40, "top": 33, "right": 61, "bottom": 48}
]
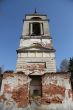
[
  {"left": 16, "top": 11, "right": 56, "bottom": 73},
  {"left": 16, "top": 11, "right": 57, "bottom": 99},
  {"left": 0, "top": 72, "right": 72, "bottom": 109}
]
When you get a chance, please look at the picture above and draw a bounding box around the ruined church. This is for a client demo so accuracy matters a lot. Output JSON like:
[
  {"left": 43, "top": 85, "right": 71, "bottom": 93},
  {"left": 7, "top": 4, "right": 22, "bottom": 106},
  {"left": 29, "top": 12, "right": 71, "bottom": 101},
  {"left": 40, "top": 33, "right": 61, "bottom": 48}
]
[
  {"left": 0, "top": 11, "right": 73, "bottom": 110},
  {"left": 16, "top": 10, "right": 56, "bottom": 97}
]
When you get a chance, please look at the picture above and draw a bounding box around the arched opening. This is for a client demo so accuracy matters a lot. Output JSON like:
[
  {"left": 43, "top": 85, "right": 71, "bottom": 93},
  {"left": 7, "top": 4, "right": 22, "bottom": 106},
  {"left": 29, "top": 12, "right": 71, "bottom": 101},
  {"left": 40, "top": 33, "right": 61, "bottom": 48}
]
[
  {"left": 32, "top": 22, "right": 41, "bottom": 36},
  {"left": 31, "top": 17, "right": 42, "bottom": 20},
  {"left": 29, "top": 75, "right": 42, "bottom": 97}
]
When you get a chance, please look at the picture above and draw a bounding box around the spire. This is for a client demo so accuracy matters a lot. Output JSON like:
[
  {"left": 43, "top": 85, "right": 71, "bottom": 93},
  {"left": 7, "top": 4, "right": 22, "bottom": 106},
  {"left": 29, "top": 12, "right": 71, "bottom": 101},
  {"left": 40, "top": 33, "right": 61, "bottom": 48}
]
[{"left": 34, "top": 8, "right": 37, "bottom": 14}]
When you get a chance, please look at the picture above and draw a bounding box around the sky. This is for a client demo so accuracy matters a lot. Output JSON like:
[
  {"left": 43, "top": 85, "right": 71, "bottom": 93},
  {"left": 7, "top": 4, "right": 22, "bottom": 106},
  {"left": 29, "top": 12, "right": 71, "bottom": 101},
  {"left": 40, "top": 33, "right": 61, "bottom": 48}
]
[{"left": 0, "top": 0, "right": 73, "bottom": 71}]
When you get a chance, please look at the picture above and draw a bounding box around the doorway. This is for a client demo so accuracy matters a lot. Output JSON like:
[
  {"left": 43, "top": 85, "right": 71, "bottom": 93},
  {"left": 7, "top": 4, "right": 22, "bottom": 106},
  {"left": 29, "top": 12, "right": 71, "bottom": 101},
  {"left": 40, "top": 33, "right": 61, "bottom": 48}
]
[{"left": 29, "top": 75, "right": 42, "bottom": 97}]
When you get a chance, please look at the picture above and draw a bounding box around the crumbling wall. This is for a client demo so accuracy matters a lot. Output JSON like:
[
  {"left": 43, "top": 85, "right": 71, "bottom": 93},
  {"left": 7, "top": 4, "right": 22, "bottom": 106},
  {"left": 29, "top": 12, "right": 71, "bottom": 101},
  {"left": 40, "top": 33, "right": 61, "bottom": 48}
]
[
  {"left": 0, "top": 71, "right": 73, "bottom": 110},
  {"left": 42, "top": 73, "right": 72, "bottom": 104},
  {"left": 0, "top": 72, "right": 30, "bottom": 108}
]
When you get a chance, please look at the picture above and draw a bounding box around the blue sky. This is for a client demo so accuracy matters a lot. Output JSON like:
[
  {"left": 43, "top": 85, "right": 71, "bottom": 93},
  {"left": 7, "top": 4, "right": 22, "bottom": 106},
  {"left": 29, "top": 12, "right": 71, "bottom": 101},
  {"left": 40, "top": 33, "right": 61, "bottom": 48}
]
[{"left": 0, "top": 0, "right": 73, "bottom": 71}]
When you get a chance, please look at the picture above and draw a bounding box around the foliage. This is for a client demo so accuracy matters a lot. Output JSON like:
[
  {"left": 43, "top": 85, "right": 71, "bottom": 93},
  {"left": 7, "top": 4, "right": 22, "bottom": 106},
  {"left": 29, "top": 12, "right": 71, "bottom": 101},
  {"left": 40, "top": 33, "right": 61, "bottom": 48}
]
[
  {"left": 69, "top": 57, "right": 73, "bottom": 73},
  {"left": 69, "top": 57, "right": 73, "bottom": 90},
  {"left": 4, "top": 70, "right": 14, "bottom": 73},
  {"left": 0, "top": 67, "right": 2, "bottom": 74}
]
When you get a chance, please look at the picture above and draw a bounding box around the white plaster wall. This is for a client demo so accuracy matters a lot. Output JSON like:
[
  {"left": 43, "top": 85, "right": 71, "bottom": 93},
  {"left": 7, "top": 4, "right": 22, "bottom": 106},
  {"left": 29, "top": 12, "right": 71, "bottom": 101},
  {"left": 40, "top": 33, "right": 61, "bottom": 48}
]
[
  {"left": 43, "top": 53, "right": 55, "bottom": 58},
  {"left": 18, "top": 52, "right": 28, "bottom": 58},
  {"left": 19, "top": 39, "right": 41, "bottom": 47},
  {"left": 19, "top": 38, "right": 51, "bottom": 48},
  {"left": 42, "top": 39, "right": 50, "bottom": 44},
  {"left": 31, "top": 39, "right": 41, "bottom": 44},
  {"left": 25, "top": 15, "right": 47, "bottom": 20},
  {"left": 36, "top": 52, "right": 43, "bottom": 57},
  {"left": 18, "top": 52, "right": 55, "bottom": 58},
  {"left": 22, "top": 21, "right": 29, "bottom": 36},
  {"left": 28, "top": 52, "right": 35, "bottom": 57},
  {"left": 43, "top": 21, "right": 50, "bottom": 36},
  {"left": 43, "top": 52, "right": 50, "bottom": 57}
]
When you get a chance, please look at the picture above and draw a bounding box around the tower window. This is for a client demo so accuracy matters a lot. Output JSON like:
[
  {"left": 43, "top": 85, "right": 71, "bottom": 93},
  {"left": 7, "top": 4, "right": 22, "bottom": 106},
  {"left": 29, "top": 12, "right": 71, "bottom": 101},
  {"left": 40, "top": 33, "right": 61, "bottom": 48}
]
[{"left": 32, "top": 23, "right": 41, "bottom": 36}]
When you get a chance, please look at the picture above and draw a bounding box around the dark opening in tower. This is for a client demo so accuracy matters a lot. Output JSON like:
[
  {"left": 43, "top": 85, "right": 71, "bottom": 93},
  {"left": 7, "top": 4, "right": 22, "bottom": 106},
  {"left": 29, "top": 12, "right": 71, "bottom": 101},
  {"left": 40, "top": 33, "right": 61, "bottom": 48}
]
[
  {"left": 29, "top": 75, "right": 42, "bottom": 97},
  {"left": 32, "top": 22, "right": 41, "bottom": 35}
]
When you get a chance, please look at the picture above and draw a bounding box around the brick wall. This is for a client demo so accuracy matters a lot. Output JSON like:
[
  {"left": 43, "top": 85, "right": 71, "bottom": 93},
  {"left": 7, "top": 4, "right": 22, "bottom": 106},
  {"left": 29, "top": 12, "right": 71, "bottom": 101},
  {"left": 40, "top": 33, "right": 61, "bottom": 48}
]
[
  {"left": 42, "top": 72, "right": 72, "bottom": 104},
  {"left": 0, "top": 72, "right": 29, "bottom": 108},
  {"left": 0, "top": 72, "right": 72, "bottom": 108}
]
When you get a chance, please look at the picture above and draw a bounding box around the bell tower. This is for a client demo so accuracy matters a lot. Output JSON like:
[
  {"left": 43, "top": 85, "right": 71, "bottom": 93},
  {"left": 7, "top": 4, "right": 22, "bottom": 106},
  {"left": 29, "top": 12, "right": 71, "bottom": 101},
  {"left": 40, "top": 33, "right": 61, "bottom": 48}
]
[{"left": 16, "top": 11, "right": 56, "bottom": 73}]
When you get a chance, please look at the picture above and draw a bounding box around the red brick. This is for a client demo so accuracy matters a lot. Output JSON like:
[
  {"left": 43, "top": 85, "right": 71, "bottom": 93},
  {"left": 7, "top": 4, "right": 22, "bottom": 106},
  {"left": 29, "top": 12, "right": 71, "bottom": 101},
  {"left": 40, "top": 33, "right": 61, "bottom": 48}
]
[{"left": 12, "top": 85, "right": 29, "bottom": 107}]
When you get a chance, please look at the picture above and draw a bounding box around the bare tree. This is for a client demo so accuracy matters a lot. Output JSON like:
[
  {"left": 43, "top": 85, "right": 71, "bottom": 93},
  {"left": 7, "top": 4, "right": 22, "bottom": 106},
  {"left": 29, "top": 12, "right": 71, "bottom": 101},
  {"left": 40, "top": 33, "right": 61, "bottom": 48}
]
[
  {"left": 69, "top": 57, "right": 73, "bottom": 90},
  {"left": 0, "top": 67, "right": 2, "bottom": 74},
  {"left": 60, "top": 58, "right": 69, "bottom": 72}
]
